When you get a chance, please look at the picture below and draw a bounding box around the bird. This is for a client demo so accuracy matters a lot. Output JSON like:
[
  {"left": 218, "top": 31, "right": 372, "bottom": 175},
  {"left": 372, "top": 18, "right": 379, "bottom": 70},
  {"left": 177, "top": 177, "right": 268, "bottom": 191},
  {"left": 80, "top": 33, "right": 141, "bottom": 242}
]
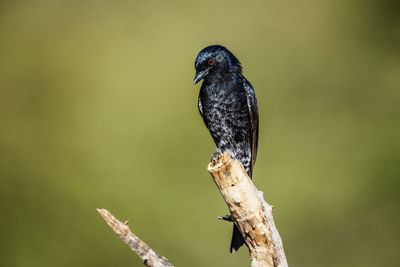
[{"left": 193, "top": 45, "right": 259, "bottom": 253}]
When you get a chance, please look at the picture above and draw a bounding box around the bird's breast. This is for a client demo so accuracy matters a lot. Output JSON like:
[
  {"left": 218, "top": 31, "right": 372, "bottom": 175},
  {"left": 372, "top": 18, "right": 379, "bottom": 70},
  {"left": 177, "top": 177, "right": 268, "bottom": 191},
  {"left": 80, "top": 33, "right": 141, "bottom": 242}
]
[{"left": 201, "top": 84, "right": 249, "bottom": 129}]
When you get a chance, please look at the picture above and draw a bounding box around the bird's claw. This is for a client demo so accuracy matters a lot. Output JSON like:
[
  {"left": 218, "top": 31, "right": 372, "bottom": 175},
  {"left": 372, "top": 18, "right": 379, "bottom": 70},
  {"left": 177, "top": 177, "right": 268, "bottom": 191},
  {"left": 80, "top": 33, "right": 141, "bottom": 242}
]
[
  {"left": 210, "top": 149, "right": 223, "bottom": 167},
  {"left": 218, "top": 214, "right": 233, "bottom": 222}
]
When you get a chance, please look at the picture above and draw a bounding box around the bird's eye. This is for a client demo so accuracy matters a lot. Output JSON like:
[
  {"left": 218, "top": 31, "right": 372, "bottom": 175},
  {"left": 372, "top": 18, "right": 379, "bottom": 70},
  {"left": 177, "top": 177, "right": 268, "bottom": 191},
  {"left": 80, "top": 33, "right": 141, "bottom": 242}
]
[{"left": 208, "top": 58, "right": 215, "bottom": 65}]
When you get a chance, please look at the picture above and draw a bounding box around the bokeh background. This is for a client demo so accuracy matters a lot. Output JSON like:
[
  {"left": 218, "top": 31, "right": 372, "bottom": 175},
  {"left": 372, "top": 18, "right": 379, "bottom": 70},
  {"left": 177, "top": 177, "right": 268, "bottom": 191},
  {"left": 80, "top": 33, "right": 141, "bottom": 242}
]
[{"left": 1, "top": 0, "right": 399, "bottom": 266}]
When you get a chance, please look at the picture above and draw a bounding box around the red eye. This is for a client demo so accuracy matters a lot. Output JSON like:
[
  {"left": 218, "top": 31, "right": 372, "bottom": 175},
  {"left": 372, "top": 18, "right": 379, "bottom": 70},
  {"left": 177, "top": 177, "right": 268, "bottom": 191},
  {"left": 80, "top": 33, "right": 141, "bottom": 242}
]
[{"left": 208, "top": 58, "right": 215, "bottom": 65}]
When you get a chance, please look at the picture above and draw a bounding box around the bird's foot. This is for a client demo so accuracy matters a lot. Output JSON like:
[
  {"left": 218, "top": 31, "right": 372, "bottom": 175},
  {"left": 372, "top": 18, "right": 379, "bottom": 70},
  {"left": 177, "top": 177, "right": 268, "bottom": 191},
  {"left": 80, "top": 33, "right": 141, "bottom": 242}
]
[
  {"left": 210, "top": 148, "right": 222, "bottom": 167},
  {"left": 218, "top": 214, "right": 233, "bottom": 222}
]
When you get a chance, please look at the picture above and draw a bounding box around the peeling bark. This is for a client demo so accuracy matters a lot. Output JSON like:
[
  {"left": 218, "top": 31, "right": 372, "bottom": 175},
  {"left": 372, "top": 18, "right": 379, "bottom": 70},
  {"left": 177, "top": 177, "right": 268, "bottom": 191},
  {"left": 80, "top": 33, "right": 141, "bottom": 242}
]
[{"left": 208, "top": 152, "right": 288, "bottom": 267}]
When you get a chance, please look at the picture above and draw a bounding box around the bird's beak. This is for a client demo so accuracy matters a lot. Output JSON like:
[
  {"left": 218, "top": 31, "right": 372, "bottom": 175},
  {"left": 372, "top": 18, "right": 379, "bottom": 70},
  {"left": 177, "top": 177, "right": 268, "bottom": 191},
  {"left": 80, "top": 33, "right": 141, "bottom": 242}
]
[{"left": 193, "top": 69, "right": 209, "bottom": 85}]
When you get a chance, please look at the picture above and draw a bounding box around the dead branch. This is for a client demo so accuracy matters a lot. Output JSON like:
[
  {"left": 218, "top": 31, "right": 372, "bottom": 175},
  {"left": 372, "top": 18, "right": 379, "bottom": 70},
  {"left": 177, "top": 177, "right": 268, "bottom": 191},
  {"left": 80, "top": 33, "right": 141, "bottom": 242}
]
[
  {"left": 97, "top": 152, "right": 287, "bottom": 267},
  {"left": 97, "top": 209, "right": 174, "bottom": 267},
  {"left": 208, "top": 152, "right": 288, "bottom": 267}
]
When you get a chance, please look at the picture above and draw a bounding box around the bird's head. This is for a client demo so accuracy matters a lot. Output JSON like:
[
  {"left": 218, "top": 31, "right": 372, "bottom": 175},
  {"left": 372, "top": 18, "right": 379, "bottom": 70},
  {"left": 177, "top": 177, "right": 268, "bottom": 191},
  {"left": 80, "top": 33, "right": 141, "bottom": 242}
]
[{"left": 193, "top": 45, "right": 242, "bottom": 84}]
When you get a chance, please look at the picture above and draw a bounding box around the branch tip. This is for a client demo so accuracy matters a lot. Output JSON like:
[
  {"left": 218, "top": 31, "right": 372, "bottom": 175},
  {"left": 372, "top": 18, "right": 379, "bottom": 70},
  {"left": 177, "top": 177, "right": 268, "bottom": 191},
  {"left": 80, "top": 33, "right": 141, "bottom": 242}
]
[{"left": 97, "top": 208, "right": 174, "bottom": 267}]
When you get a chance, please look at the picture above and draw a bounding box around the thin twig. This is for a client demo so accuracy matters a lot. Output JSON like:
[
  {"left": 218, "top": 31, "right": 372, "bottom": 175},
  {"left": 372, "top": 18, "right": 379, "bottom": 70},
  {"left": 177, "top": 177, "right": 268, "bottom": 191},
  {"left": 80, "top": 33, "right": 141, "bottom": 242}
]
[{"left": 97, "top": 209, "right": 174, "bottom": 267}]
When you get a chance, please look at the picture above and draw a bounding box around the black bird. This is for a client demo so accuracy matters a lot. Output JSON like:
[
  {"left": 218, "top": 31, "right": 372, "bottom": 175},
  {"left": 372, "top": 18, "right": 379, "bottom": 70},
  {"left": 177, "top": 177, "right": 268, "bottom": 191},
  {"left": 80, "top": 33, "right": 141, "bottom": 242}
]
[{"left": 194, "top": 45, "right": 259, "bottom": 253}]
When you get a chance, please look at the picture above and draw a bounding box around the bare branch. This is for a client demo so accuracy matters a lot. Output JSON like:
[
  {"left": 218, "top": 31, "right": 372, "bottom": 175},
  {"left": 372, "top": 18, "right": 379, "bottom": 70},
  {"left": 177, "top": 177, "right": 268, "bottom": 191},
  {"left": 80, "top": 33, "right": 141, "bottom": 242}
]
[
  {"left": 97, "top": 152, "right": 288, "bottom": 267},
  {"left": 208, "top": 152, "right": 288, "bottom": 267},
  {"left": 97, "top": 209, "right": 174, "bottom": 267}
]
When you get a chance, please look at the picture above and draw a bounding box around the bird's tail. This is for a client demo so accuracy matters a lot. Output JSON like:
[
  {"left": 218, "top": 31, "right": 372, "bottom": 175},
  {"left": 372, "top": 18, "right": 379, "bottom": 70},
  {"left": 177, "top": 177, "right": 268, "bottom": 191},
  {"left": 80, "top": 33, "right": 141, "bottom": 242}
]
[
  {"left": 230, "top": 224, "right": 245, "bottom": 253},
  {"left": 230, "top": 162, "right": 252, "bottom": 253}
]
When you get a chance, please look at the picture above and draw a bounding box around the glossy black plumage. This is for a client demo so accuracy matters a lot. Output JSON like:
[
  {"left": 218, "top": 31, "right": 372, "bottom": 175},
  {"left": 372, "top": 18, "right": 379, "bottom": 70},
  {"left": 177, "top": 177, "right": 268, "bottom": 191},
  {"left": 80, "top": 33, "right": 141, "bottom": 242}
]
[{"left": 194, "top": 45, "right": 259, "bottom": 253}]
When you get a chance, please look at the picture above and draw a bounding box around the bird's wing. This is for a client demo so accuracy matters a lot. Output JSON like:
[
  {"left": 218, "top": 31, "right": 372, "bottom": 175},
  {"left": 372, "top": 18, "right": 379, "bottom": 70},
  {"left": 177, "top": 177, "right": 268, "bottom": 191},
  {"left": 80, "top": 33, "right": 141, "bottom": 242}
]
[
  {"left": 244, "top": 80, "right": 259, "bottom": 177},
  {"left": 198, "top": 93, "right": 204, "bottom": 118}
]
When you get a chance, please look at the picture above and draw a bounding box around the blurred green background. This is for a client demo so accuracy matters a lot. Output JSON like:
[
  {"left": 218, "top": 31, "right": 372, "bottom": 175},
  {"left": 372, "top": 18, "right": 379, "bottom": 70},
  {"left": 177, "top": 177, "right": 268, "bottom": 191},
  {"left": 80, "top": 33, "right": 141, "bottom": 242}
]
[{"left": 0, "top": 0, "right": 399, "bottom": 266}]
